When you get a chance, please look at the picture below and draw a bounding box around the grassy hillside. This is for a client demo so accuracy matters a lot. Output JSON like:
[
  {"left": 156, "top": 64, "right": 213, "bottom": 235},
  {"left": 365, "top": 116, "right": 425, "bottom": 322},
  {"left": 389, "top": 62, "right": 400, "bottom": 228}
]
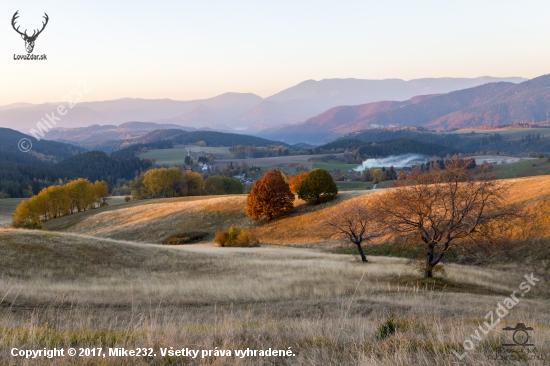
[
  {"left": 494, "top": 157, "right": 550, "bottom": 178},
  {"left": 45, "top": 176, "right": 550, "bottom": 252},
  {"left": 0, "top": 229, "right": 547, "bottom": 365}
]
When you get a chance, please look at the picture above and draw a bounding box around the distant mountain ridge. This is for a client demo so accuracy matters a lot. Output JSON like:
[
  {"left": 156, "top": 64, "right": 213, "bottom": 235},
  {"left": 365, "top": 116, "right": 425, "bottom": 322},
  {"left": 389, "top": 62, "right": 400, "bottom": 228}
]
[
  {"left": 259, "top": 74, "right": 550, "bottom": 144},
  {"left": 0, "top": 77, "right": 526, "bottom": 135}
]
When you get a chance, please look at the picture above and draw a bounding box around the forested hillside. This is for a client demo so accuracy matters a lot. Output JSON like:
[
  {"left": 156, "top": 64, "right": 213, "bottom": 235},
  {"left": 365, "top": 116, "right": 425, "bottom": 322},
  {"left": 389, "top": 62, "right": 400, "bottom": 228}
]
[
  {"left": 344, "top": 128, "right": 550, "bottom": 155},
  {"left": 0, "top": 128, "right": 153, "bottom": 198},
  {"left": 82, "top": 129, "right": 289, "bottom": 153},
  {"left": 318, "top": 138, "right": 458, "bottom": 157},
  {"left": 55, "top": 151, "right": 152, "bottom": 187}
]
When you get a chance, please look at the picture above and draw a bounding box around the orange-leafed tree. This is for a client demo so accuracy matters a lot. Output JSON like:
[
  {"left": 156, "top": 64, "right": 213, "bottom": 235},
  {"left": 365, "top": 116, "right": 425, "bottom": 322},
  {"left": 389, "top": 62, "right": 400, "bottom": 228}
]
[
  {"left": 289, "top": 172, "right": 308, "bottom": 194},
  {"left": 246, "top": 170, "right": 294, "bottom": 220}
]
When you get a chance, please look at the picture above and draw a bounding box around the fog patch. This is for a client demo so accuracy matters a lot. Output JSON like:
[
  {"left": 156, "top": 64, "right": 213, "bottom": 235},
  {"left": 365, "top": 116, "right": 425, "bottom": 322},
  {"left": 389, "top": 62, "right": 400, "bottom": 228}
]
[{"left": 354, "top": 154, "right": 427, "bottom": 171}]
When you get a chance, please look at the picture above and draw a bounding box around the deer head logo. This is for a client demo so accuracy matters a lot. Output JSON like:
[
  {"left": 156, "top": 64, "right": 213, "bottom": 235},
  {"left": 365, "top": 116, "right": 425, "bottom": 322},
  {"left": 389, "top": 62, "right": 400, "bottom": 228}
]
[{"left": 12, "top": 11, "right": 49, "bottom": 54}]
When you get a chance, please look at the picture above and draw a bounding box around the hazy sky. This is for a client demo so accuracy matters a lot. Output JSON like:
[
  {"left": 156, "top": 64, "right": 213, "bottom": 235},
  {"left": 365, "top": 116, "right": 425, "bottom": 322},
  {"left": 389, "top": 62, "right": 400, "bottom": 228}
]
[{"left": 1, "top": 0, "right": 549, "bottom": 105}]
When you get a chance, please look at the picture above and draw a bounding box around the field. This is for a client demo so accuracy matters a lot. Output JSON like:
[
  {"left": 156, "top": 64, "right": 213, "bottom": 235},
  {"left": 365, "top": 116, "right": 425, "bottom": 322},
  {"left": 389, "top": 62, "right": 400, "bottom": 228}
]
[
  {"left": 312, "top": 160, "right": 360, "bottom": 172},
  {"left": 0, "top": 198, "right": 25, "bottom": 227},
  {"left": 212, "top": 154, "right": 343, "bottom": 171},
  {"left": 4, "top": 176, "right": 550, "bottom": 365},
  {"left": 43, "top": 176, "right": 550, "bottom": 246},
  {"left": 494, "top": 157, "right": 550, "bottom": 179},
  {"left": 0, "top": 229, "right": 548, "bottom": 365},
  {"left": 448, "top": 127, "right": 550, "bottom": 140},
  {"left": 138, "top": 146, "right": 233, "bottom": 166},
  {"left": 335, "top": 181, "right": 394, "bottom": 191}
]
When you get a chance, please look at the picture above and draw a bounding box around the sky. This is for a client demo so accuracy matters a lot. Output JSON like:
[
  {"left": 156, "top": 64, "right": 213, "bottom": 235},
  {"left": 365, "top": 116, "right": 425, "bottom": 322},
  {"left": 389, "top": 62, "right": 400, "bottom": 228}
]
[{"left": 1, "top": 0, "right": 550, "bottom": 105}]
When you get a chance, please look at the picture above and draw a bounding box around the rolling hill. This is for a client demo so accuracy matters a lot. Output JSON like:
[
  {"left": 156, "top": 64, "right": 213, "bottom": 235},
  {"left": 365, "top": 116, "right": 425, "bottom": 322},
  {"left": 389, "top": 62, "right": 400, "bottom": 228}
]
[
  {"left": 44, "top": 176, "right": 550, "bottom": 249},
  {"left": 260, "top": 74, "right": 550, "bottom": 144}
]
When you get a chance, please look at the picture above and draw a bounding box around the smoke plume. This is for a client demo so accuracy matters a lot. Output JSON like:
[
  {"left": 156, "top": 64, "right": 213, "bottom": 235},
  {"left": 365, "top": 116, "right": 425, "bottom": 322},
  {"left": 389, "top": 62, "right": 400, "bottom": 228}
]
[{"left": 354, "top": 154, "right": 427, "bottom": 171}]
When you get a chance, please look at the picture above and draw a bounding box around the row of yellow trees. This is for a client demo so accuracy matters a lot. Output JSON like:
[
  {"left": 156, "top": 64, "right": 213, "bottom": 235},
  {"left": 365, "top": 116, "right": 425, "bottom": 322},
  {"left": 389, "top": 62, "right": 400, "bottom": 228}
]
[
  {"left": 130, "top": 167, "right": 244, "bottom": 199},
  {"left": 12, "top": 179, "right": 108, "bottom": 229},
  {"left": 131, "top": 168, "right": 205, "bottom": 198}
]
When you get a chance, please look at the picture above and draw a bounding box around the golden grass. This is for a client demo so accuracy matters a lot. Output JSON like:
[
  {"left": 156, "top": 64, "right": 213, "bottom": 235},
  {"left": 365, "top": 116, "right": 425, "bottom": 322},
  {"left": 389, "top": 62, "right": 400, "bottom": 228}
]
[
  {"left": 49, "top": 175, "right": 550, "bottom": 248},
  {"left": 0, "top": 229, "right": 548, "bottom": 365}
]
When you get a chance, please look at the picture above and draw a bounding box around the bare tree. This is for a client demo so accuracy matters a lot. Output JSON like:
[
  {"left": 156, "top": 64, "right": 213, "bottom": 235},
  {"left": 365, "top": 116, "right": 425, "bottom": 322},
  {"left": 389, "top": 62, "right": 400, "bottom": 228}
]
[
  {"left": 374, "top": 161, "right": 520, "bottom": 278},
  {"left": 325, "top": 205, "right": 381, "bottom": 262}
]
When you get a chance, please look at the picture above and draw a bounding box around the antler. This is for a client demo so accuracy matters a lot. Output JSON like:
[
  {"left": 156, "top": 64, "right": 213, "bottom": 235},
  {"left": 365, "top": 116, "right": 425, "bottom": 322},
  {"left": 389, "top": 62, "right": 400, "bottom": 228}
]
[
  {"left": 11, "top": 11, "right": 27, "bottom": 37},
  {"left": 30, "top": 13, "right": 49, "bottom": 39}
]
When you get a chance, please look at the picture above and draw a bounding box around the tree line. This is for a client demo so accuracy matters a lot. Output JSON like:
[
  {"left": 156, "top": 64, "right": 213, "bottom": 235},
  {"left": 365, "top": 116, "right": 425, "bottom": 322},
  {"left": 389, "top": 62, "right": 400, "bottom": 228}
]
[
  {"left": 12, "top": 179, "right": 108, "bottom": 229},
  {"left": 130, "top": 167, "right": 244, "bottom": 199},
  {"left": 0, "top": 150, "right": 152, "bottom": 199}
]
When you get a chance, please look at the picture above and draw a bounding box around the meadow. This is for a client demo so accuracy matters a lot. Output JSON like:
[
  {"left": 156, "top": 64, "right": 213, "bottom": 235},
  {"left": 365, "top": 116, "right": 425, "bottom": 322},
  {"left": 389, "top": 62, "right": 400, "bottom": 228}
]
[
  {"left": 2, "top": 176, "right": 550, "bottom": 365},
  {"left": 46, "top": 175, "right": 550, "bottom": 246},
  {"left": 0, "top": 198, "right": 25, "bottom": 227},
  {"left": 494, "top": 157, "right": 550, "bottom": 179},
  {"left": 0, "top": 229, "right": 548, "bottom": 365},
  {"left": 138, "top": 146, "right": 233, "bottom": 166}
]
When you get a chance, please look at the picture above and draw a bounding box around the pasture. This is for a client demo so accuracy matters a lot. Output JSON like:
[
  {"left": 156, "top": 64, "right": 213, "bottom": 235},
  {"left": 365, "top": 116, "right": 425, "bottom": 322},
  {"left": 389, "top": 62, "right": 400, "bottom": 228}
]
[
  {"left": 212, "top": 154, "right": 344, "bottom": 171},
  {"left": 138, "top": 145, "right": 233, "bottom": 166},
  {"left": 0, "top": 198, "right": 25, "bottom": 227},
  {"left": 494, "top": 156, "right": 550, "bottom": 179},
  {"left": 0, "top": 229, "right": 548, "bottom": 365}
]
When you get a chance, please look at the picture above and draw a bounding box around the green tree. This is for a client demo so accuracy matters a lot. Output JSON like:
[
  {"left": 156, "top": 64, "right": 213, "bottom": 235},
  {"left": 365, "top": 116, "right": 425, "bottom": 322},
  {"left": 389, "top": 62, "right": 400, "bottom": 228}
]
[
  {"left": 298, "top": 169, "right": 338, "bottom": 204},
  {"left": 246, "top": 170, "right": 294, "bottom": 220}
]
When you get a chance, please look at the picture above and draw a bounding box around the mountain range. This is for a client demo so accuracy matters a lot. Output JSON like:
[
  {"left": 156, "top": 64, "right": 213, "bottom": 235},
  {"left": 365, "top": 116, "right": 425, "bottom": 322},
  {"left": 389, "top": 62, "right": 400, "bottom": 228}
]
[
  {"left": 260, "top": 74, "right": 550, "bottom": 144},
  {"left": 0, "top": 77, "right": 525, "bottom": 136}
]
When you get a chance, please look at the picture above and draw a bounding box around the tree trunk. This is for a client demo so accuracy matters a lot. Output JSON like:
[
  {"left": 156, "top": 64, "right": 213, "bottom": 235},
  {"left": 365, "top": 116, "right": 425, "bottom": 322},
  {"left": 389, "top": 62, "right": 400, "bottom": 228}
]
[
  {"left": 425, "top": 244, "right": 434, "bottom": 278},
  {"left": 355, "top": 242, "right": 368, "bottom": 263}
]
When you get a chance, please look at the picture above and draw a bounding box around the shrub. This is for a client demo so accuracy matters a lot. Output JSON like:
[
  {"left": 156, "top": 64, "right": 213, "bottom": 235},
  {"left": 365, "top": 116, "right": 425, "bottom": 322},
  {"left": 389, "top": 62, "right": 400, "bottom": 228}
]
[
  {"left": 375, "top": 314, "right": 409, "bottom": 340},
  {"left": 214, "top": 232, "right": 230, "bottom": 246},
  {"left": 215, "top": 227, "right": 260, "bottom": 247},
  {"left": 164, "top": 231, "right": 209, "bottom": 245}
]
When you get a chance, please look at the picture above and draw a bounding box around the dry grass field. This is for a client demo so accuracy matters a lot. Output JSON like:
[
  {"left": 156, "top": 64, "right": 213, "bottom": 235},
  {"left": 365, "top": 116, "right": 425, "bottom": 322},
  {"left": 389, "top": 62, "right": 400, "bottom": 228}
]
[
  {"left": 3, "top": 175, "right": 550, "bottom": 365},
  {"left": 0, "top": 229, "right": 548, "bottom": 365},
  {"left": 47, "top": 176, "right": 550, "bottom": 247}
]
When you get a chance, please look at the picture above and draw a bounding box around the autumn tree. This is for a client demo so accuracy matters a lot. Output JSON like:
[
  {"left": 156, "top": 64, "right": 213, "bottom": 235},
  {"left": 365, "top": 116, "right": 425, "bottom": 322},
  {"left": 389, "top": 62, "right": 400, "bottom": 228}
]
[
  {"left": 93, "top": 181, "right": 109, "bottom": 207},
  {"left": 130, "top": 173, "right": 148, "bottom": 199},
  {"left": 246, "top": 170, "right": 294, "bottom": 220},
  {"left": 298, "top": 169, "right": 338, "bottom": 204},
  {"left": 12, "top": 198, "right": 42, "bottom": 229},
  {"left": 289, "top": 172, "right": 308, "bottom": 194},
  {"left": 12, "top": 178, "right": 108, "bottom": 228},
  {"left": 66, "top": 178, "right": 93, "bottom": 214},
  {"left": 374, "top": 159, "right": 519, "bottom": 278},
  {"left": 325, "top": 205, "right": 381, "bottom": 262},
  {"left": 43, "top": 185, "right": 70, "bottom": 218}
]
